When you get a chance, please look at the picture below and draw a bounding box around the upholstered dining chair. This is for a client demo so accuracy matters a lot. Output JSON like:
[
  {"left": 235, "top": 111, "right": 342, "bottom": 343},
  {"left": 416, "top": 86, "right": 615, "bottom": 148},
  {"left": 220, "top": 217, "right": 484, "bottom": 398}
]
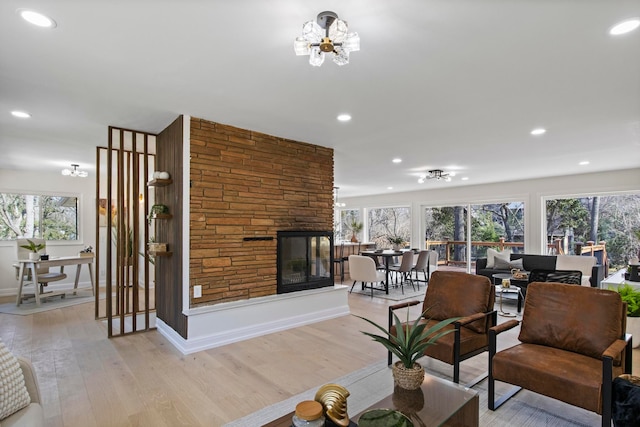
[
  {"left": 16, "top": 238, "right": 67, "bottom": 298},
  {"left": 411, "top": 250, "right": 430, "bottom": 285},
  {"left": 348, "top": 255, "right": 386, "bottom": 297},
  {"left": 389, "top": 271, "right": 496, "bottom": 386},
  {"left": 389, "top": 251, "right": 415, "bottom": 293}
]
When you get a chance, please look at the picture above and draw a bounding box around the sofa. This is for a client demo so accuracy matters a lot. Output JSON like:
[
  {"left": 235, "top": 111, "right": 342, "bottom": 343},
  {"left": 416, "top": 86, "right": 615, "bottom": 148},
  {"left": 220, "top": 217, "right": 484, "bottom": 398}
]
[
  {"left": 475, "top": 252, "right": 604, "bottom": 288},
  {"left": 0, "top": 357, "right": 44, "bottom": 427}
]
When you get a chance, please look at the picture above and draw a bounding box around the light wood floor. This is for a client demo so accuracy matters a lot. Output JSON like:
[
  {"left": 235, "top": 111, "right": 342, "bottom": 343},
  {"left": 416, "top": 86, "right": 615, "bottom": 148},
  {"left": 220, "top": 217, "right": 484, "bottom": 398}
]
[{"left": 0, "top": 284, "right": 638, "bottom": 427}]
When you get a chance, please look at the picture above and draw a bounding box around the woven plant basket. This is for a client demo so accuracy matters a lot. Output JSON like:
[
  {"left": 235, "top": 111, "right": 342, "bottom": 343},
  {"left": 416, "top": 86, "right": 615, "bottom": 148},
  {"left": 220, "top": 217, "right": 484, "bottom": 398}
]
[{"left": 392, "top": 361, "right": 425, "bottom": 390}]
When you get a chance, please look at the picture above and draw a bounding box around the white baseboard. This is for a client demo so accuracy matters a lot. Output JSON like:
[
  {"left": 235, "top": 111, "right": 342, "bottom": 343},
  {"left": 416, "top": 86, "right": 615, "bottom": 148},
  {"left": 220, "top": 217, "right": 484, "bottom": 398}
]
[{"left": 157, "top": 285, "right": 350, "bottom": 355}]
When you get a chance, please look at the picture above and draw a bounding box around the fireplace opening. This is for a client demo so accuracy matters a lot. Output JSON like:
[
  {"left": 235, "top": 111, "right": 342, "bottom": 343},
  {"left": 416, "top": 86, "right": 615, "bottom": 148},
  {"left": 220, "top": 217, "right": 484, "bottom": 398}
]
[{"left": 277, "top": 231, "right": 334, "bottom": 294}]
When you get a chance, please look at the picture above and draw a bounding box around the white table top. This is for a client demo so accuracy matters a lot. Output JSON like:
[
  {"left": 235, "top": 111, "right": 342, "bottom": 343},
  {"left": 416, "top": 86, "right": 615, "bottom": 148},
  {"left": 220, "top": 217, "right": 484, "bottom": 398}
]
[{"left": 600, "top": 269, "right": 640, "bottom": 290}]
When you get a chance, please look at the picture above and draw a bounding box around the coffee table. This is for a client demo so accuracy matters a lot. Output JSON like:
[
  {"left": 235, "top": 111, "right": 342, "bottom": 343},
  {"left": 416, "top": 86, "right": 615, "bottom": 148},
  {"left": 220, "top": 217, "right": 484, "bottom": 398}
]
[
  {"left": 262, "top": 373, "right": 478, "bottom": 427},
  {"left": 491, "top": 273, "right": 526, "bottom": 315}
]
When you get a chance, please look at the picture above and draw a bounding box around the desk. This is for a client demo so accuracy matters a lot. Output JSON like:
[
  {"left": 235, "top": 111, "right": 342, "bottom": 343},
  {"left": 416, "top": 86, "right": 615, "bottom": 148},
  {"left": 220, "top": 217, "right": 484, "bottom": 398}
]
[
  {"left": 263, "top": 372, "right": 479, "bottom": 427},
  {"left": 15, "top": 256, "right": 95, "bottom": 306},
  {"left": 361, "top": 250, "right": 404, "bottom": 294}
]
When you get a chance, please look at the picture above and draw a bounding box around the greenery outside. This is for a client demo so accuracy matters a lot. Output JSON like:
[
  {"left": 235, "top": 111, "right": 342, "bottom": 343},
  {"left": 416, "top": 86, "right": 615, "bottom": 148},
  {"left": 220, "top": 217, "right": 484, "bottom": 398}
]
[
  {"left": 368, "top": 207, "right": 411, "bottom": 249},
  {"left": 615, "top": 283, "right": 640, "bottom": 317},
  {"left": 0, "top": 192, "right": 78, "bottom": 240}
]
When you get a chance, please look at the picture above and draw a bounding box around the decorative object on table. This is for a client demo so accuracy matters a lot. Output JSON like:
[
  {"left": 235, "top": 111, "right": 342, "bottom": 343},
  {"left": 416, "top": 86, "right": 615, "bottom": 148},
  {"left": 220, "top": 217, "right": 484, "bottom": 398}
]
[
  {"left": 314, "top": 383, "right": 350, "bottom": 427},
  {"left": 20, "top": 239, "right": 45, "bottom": 260},
  {"left": 79, "top": 246, "right": 94, "bottom": 257},
  {"left": 358, "top": 408, "right": 414, "bottom": 427},
  {"left": 293, "top": 11, "right": 360, "bottom": 67},
  {"left": 349, "top": 220, "right": 363, "bottom": 243},
  {"left": 510, "top": 268, "right": 528, "bottom": 280},
  {"left": 387, "top": 235, "right": 405, "bottom": 251},
  {"left": 292, "top": 400, "right": 325, "bottom": 427},
  {"left": 40, "top": 254, "right": 49, "bottom": 260},
  {"left": 614, "top": 283, "right": 640, "bottom": 348},
  {"left": 501, "top": 278, "right": 510, "bottom": 288},
  {"left": 356, "top": 307, "right": 459, "bottom": 390}
]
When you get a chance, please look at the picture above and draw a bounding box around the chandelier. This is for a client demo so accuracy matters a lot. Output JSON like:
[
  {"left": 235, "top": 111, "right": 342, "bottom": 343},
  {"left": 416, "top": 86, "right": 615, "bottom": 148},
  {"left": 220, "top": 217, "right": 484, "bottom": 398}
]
[
  {"left": 61, "top": 164, "right": 88, "bottom": 178},
  {"left": 418, "top": 169, "right": 451, "bottom": 183},
  {"left": 294, "top": 11, "right": 360, "bottom": 66},
  {"left": 334, "top": 186, "right": 346, "bottom": 207}
]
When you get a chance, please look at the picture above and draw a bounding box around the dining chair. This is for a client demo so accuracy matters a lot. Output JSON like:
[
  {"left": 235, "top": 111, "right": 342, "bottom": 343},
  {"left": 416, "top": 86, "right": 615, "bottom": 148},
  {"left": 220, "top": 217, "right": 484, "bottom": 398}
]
[
  {"left": 348, "top": 255, "right": 386, "bottom": 297},
  {"left": 390, "top": 251, "right": 416, "bottom": 293},
  {"left": 411, "top": 250, "right": 430, "bottom": 284},
  {"left": 333, "top": 242, "right": 347, "bottom": 283},
  {"left": 16, "top": 238, "right": 67, "bottom": 298}
]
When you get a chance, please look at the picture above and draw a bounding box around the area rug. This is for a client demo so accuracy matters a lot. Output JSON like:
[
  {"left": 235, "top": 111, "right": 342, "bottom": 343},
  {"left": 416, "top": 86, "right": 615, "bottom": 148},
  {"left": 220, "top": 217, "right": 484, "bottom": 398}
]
[
  {"left": 0, "top": 289, "right": 95, "bottom": 315},
  {"left": 225, "top": 356, "right": 600, "bottom": 427},
  {"left": 349, "top": 282, "right": 427, "bottom": 301}
]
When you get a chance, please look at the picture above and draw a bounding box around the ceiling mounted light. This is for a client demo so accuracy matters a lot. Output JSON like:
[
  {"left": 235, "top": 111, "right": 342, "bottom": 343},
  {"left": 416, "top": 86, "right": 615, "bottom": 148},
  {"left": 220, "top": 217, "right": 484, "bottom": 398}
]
[
  {"left": 11, "top": 111, "right": 31, "bottom": 118},
  {"left": 61, "top": 164, "right": 88, "bottom": 178},
  {"left": 337, "top": 113, "right": 352, "bottom": 122},
  {"left": 333, "top": 186, "right": 346, "bottom": 207},
  {"left": 530, "top": 128, "right": 546, "bottom": 136},
  {"left": 294, "top": 11, "right": 360, "bottom": 67},
  {"left": 18, "top": 9, "right": 57, "bottom": 28},
  {"left": 418, "top": 169, "right": 452, "bottom": 183},
  {"left": 609, "top": 18, "right": 640, "bottom": 35},
  {"left": 392, "top": 158, "right": 402, "bottom": 164}
]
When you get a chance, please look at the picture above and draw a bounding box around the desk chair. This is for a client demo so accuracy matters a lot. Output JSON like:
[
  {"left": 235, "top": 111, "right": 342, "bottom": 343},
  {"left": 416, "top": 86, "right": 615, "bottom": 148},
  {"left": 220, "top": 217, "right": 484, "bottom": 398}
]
[{"left": 16, "top": 238, "right": 67, "bottom": 299}]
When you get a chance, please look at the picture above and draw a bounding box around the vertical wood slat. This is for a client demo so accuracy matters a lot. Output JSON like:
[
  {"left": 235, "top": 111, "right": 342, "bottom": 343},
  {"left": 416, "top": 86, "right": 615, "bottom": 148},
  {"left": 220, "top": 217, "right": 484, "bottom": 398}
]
[{"left": 98, "top": 126, "right": 157, "bottom": 337}]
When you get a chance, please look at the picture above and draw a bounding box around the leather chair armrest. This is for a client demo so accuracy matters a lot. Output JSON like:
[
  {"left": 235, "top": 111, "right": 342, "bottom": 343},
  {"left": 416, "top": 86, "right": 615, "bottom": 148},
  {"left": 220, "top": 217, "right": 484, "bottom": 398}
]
[
  {"left": 389, "top": 300, "right": 421, "bottom": 312},
  {"left": 489, "top": 319, "right": 520, "bottom": 336},
  {"left": 603, "top": 339, "right": 628, "bottom": 366},
  {"left": 456, "top": 311, "right": 490, "bottom": 327}
]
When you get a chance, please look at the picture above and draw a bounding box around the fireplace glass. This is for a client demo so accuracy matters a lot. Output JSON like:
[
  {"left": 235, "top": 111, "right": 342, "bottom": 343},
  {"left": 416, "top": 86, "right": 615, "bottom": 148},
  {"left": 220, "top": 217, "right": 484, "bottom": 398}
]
[{"left": 277, "top": 231, "right": 334, "bottom": 294}]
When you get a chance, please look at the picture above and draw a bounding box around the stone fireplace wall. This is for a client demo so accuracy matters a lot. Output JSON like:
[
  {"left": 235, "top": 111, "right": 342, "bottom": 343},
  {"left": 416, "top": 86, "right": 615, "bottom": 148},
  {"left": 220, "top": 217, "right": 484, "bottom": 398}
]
[{"left": 189, "top": 117, "right": 334, "bottom": 306}]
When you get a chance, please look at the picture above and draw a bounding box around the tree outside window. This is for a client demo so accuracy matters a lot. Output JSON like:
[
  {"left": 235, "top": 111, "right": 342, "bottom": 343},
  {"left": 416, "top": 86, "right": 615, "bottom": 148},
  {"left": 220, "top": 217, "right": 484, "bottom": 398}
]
[
  {"left": 0, "top": 192, "right": 78, "bottom": 240},
  {"left": 368, "top": 207, "right": 410, "bottom": 249}
]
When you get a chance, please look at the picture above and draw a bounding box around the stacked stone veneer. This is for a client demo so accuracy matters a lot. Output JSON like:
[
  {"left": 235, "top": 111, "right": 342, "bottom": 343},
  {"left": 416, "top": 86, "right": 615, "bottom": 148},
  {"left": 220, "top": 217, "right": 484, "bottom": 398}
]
[{"left": 189, "top": 117, "right": 334, "bottom": 306}]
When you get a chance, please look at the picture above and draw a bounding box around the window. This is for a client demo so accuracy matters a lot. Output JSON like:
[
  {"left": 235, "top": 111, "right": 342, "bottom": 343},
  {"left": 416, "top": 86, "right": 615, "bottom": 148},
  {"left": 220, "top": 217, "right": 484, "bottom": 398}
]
[
  {"left": 368, "top": 206, "right": 411, "bottom": 248},
  {"left": 545, "top": 193, "right": 640, "bottom": 269},
  {"left": 337, "top": 209, "right": 360, "bottom": 242},
  {"left": 0, "top": 192, "right": 79, "bottom": 241}
]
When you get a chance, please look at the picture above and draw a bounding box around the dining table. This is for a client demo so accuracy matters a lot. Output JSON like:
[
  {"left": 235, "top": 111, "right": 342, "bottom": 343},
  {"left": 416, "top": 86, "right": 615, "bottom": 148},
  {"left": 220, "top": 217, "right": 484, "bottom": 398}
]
[{"left": 360, "top": 250, "right": 405, "bottom": 294}]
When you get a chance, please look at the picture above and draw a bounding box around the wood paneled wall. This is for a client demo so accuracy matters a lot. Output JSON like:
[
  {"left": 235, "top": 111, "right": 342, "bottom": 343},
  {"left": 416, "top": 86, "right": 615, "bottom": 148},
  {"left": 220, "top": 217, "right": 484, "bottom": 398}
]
[
  {"left": 156, "top": 116, "right": 187, "bottom": 338},
  {"left": 189, "top": 117, "right": 334, "bottom": 306}
]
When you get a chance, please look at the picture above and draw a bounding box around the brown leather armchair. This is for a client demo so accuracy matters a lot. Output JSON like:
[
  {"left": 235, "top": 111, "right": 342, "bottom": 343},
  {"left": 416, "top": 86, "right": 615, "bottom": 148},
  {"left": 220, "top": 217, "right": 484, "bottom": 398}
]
[
  {"left": 488, "top": 281, "right": 633, "bottom": 427},
  {"left": 389, "top": 271, "right": 496, "bottom": 386}
]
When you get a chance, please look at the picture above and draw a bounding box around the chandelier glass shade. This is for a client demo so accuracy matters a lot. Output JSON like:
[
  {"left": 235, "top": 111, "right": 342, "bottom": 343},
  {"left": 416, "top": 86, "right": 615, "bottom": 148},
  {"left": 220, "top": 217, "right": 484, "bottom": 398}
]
[
  {"left": 334, "top": 186, "right": 346, "bottom": 207},
  {"left": 418, "top": 169, "right": 451, "bottom": 183},
  {"left": 294, "top": 11, "right": 360, "bottom": 67},
  {"left": 61, "top": 164, "right": 88, "bottom": 178}
]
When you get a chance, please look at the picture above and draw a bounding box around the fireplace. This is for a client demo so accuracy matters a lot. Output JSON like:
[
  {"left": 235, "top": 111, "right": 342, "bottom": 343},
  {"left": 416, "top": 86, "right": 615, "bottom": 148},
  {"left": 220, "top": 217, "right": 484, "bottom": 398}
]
[{"left": 277, "top": 231, "right": 334, "bottom": 294}]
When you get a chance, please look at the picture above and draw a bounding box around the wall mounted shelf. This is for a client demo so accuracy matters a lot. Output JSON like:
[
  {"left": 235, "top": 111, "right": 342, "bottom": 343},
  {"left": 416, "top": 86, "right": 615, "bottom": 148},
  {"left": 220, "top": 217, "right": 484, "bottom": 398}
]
[
  {"left": 149, "top": 213, "right": 173, "bottom": 220},
  {"left": 149, "top": 251, "right": 173, "bottom": 257},
  {"left": 147, "top": 178, "right": 173, "bottom": 187}
]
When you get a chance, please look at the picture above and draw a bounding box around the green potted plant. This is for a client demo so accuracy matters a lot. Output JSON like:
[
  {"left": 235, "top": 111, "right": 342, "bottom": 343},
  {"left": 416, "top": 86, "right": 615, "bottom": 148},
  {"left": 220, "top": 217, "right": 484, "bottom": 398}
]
[
  {"left": 349, "top": 220, "right": 363, "bottom": 243},
  {"left": 387, "top": 235, "right": 405, "bottom": 250},
  {"left": 615, "top": 283, "right": 640, "bottom": 349},
  {"left": 356, "top": 307, "right": 459, "bottom": 390},
  {"left": 20, "top": 239, "right": 46, "bottom": 260}
]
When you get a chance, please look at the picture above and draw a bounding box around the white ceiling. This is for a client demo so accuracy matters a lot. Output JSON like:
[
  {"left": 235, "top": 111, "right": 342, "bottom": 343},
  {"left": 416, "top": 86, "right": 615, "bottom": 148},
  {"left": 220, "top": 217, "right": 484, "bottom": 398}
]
[{"left": 1, "top": 1, "right": 639, "bottom": 198}]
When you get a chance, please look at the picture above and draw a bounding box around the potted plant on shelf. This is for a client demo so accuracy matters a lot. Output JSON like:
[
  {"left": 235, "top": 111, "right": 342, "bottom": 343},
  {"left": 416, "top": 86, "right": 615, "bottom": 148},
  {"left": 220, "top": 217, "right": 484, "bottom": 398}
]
[
  {"left": 356, "top": 308, "right": 459, "bottom": 390},
  {"left": 615, "top": 283, "right": 640, "bottom": 348},
  {"left": 20, "top": 239, "right": 45, "bottom": 260},
  {"left": 349, "top": 220, "right": 363, "bottom": 243}
]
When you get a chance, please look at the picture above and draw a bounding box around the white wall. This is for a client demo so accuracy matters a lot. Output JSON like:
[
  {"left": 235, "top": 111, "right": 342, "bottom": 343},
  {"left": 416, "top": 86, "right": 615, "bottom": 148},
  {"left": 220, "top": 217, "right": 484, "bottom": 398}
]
[
  {"left": 0, "top": 169, "right": 96, "bottom": 296},
  {"left": 341, "top": 168, "right": 640, "bottom": 255}
]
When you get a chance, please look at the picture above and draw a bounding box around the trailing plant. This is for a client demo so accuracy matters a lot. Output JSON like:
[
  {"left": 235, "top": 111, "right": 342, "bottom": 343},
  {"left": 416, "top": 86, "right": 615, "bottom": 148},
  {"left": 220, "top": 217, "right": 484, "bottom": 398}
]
[
  {"left": 20, "top": 239, "right": 45, "bottom": 253},
  {"left": 616, "top": 284, "right": 640, "bottom": 317},
  {"left": 356, "top": 307, "right": 459, "bottom": 368}
]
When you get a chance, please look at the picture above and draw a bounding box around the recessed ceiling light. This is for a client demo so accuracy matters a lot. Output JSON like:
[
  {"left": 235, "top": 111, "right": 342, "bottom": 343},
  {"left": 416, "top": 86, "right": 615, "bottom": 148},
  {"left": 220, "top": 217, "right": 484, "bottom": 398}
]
[
  {"left": 337, "top": 114, "right": 351, "bottom": 122},
  {"left": 579, "top": 161, "right": 590, "bottom": 166},
  {"left": 18, "top": 9, "right": 57, "bottom": 28},
  {"left": 461, "top": 177, "right": 469, "bottom": 181},
  {"left": 387, "top": 186, "right": 393, "bottom": 190},
  {"left": 530, "top": 128, "right": 546, "bottom": 136},
  {"left": 392, "top": 158, "right": 402, "bottom": 163},
  {"left": 11, "top": 110, "right": 31, "bottom": 118},
  {"left": 609, "top": 18, "right": 640, "bottom": 36}
]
